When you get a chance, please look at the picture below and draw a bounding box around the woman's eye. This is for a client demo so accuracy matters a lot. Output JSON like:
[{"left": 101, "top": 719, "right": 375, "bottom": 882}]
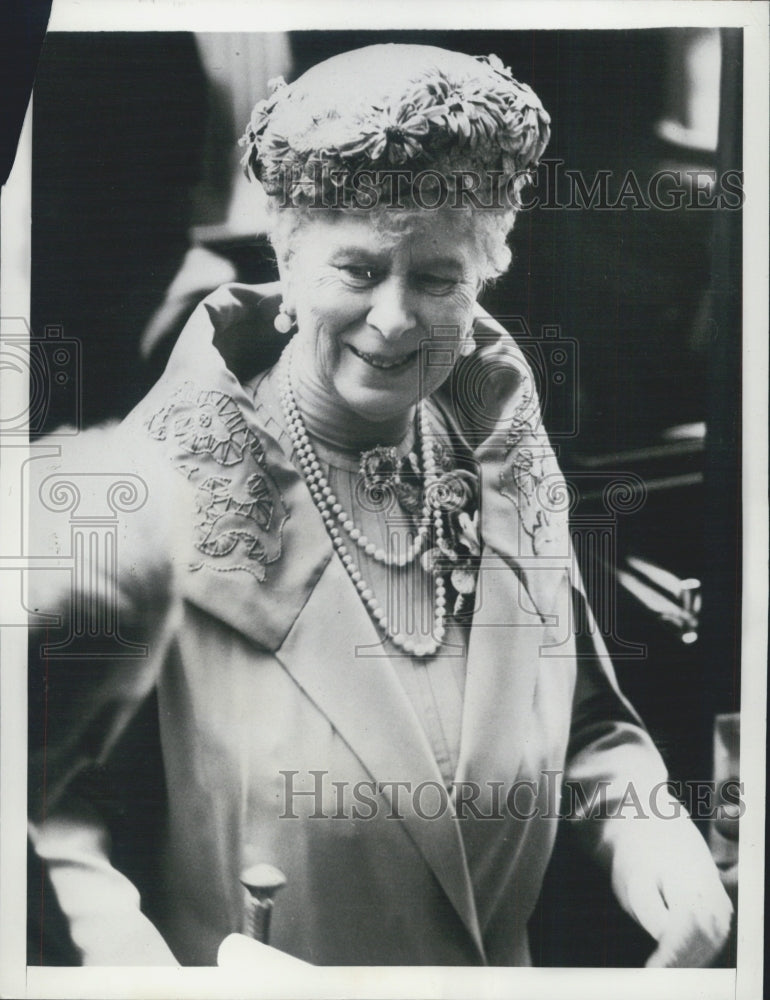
[
  {"left": 415, "top": 274, "right": 458, "bottom": 295},
  {"left": 338, "top": 265, "right": 381, "bottom": 286}
]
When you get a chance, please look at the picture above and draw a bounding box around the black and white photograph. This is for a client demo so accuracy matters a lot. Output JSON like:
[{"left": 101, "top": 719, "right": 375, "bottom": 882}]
[{"left": 0, "top": 2, "right": 766, "bottom": 998}]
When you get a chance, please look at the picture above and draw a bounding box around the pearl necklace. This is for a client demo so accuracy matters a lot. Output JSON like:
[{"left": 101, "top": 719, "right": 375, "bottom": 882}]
[{"left": 278, "top": 341, "right": 446, "bottom": 658}]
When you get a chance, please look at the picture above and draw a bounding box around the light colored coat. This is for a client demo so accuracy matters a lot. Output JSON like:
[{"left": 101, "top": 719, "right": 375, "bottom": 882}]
[{"left": 28, "top": 283, "right": 669, "bottom": 966}]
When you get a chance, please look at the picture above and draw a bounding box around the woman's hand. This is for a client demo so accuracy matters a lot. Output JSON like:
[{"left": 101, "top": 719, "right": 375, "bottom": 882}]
[{"left": 608, "top": 815, "right": 733, "bottom": 967}]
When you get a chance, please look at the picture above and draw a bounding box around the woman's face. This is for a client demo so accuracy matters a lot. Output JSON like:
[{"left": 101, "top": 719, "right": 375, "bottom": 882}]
[{"left": 280, "top": 211, "right": 483, "bottom": 426}]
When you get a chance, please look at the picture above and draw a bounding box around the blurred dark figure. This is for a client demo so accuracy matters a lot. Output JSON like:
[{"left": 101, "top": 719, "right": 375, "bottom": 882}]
[{"left": 28, "top": 32, "right": 207, "bottom": 963}]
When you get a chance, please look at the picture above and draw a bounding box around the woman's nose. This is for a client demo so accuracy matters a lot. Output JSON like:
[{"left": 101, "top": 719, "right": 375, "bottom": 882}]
[{"left": 367, "top": 277, "right": 417, "bottom": 341}]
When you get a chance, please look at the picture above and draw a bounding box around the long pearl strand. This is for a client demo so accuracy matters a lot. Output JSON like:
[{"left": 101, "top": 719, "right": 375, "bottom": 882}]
[{"left": 278, "top": 341, "right": 446, "bottom": 658}]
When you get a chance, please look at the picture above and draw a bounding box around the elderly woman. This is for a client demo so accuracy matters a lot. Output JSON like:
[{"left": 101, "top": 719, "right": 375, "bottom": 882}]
[{"left": 27, "top": 43, "right": 731, "bottom": 968}]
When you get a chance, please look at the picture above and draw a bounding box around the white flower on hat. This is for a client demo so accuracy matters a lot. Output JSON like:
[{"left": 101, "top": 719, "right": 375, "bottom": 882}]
[{"left": 338, "top": 104, "right": 431, "bottom": 164}]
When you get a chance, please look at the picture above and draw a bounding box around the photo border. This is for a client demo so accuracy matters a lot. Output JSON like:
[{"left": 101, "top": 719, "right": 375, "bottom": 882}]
[{"left": 1, "top": 2, "right": 766, "bottom": 998}]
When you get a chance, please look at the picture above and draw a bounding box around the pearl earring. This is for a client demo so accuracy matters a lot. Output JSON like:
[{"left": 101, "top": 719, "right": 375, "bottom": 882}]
[{"left": 274, "top": 302, "right": 296, "bottom": 335}]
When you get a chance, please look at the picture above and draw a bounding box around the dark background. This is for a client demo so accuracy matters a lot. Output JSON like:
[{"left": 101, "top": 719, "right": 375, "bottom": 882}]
[{"left": 23, "top": 29, "right": 742, "bottom": 967}]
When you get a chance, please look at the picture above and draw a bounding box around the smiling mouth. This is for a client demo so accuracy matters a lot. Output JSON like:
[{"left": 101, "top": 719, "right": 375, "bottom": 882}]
[{"left": 348, "top": 345, "right": 417, "bottom": 371}]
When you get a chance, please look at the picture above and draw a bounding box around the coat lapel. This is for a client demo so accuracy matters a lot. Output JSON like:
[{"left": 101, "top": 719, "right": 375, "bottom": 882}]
[
  {"left": 444, "top": 305, "right": 575, "bottom": 800},
  {"left": 273, "top": 552, "right": 486, "bottom": 961},
  {"left": 455, "top": 546, "right": 546, "bottom": 789},
  {"left": 127, "top": 286, "right": 333, "bottom": 651},
  {"left": 436, "top": 304, "right": 574, "bottom": 624}
]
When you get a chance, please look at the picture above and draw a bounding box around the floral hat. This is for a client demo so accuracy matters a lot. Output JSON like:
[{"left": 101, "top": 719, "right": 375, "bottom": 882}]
[{"left": 238, "top": 44, "right": 551, "bottom": 209}]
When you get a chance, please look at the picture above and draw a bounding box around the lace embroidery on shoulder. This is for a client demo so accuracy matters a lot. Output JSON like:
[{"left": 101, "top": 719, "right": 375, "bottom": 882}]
[
  {"left": 498, "top": 362, "right": 569, "bottom": 556},
  {"left": 146, "top": 381, "right": 287, "bottom": 580}
]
